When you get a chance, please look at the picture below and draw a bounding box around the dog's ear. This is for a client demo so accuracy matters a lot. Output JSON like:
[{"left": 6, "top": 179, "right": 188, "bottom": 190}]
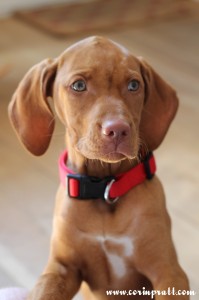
[
  {"left": 138, "top": 58, "right": 179, "bottom": 151},
  {"left": 8, "top": 59, "right": 58, "bottom": 155}
]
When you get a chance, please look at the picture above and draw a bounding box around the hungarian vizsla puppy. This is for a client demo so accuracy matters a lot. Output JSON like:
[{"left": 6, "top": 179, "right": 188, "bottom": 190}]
[{"left": 9, "top": 36, "right": 189, "bottom": 299}]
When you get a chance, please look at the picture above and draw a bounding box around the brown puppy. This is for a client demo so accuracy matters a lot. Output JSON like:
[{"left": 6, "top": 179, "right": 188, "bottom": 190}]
[{"left": 8, "top": 36, "right": 189, "bottom": 299}]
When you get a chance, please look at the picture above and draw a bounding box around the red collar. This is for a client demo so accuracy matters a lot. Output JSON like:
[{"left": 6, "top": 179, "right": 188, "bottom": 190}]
[{"left": 59, "top": 151, "right": 156, "bottom": 204}]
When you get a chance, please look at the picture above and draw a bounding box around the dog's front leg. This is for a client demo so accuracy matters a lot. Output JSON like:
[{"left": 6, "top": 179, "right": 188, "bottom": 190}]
[
  {"left": 135, "top": 222, "right": 190, "bottom": 299},
  {"left": 152, "top": 265, "right": 190, "bottom": 300},
  {"left": 27, "top": 261, "right": 82, "bottom": 300},
  {"left": 143, "top": 260, "right": 190, "bottom": 300}
]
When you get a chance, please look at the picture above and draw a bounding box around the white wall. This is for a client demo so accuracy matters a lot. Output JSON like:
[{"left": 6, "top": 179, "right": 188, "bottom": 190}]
[{"left": 0, "top": 0, "right": 94, "bottom": 17}]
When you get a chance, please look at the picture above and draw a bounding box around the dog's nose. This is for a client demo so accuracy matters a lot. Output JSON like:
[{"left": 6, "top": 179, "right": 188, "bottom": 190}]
[{"left": 102, "top": 120, "right": 130, "bottom": 139}]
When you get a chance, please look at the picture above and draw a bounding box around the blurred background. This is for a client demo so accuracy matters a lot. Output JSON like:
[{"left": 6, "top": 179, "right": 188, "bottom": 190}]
[{"left": 0, "top": 0, "right": 199, "bottom": 298}]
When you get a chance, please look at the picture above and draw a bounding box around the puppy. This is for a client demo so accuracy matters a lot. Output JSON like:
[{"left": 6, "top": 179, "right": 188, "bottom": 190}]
[{"left": 9, "top": 36, "right": 189, "bottom": 299}]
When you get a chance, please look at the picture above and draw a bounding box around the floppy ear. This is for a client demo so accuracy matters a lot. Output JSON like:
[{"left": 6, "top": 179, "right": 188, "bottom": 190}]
[
  {"left": 139, "top": 58, "right": 179, "bottom": 151},
  {"left": 8, "top": 58, "right": 58, "bottom": 155}
]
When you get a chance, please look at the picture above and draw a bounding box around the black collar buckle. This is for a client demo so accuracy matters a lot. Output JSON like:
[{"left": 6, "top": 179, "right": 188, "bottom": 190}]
[{"left": 67, "top": 174, "right": 115, "bottom": 200}]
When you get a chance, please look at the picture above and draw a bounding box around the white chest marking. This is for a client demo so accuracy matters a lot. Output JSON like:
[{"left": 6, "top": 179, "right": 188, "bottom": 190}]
[
  {"left": 107, "top": 253, "right": 126, "bottom": 278},
  {"left": 94, "top": 235, "right": 134, "bottom": 278}
]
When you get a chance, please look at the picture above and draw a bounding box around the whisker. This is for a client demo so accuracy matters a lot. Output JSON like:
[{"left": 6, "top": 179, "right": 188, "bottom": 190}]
[
  {"left": 48, "top": 117, "right": 56, "bottom": 128},
  {"left": 138, "top": 137, "right": 149, "bottom": 160}
]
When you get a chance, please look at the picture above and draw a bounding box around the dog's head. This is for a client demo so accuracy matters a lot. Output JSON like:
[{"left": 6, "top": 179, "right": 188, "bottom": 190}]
[{"left": 9, "top": 36, "right": 178, "bottom": 163}]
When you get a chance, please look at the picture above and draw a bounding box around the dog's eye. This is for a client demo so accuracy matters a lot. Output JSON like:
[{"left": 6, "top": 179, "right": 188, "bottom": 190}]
[
  {"left": 71, "top": 80, "right": 87, "bottom": 92},
  {"left": 128, "top": 80, "right": 140, "bottom": 92}
]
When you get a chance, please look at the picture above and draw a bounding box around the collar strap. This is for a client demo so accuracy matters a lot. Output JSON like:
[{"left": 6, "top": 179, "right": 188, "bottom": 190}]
[{"left": 59, "top": 151, "right": 156, "bottom": 204}]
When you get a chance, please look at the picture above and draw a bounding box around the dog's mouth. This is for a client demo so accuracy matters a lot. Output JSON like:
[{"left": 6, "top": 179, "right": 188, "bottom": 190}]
[
  {"left": 76, "top": 140, "right": 138, "bottom": 163},
  {"left": 75, "top": 122, "right": 139, "bottom": 163},
  {"left": 99, "top": 152, "right": 133, "bottom": 163},
  {"left": 92, "top": 152, "right": 125, "bottom": 163},
  {"left": 100, "top": 144, "right": 138, "bottom": 163},
  {"left": 79, "top": 151, "right": 132, "bottom": 163}
]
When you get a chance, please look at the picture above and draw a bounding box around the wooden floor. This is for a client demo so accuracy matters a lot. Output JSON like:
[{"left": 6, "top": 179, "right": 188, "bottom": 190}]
[{"left": 0, "top": 13, "right": 198, "bottom": 299}]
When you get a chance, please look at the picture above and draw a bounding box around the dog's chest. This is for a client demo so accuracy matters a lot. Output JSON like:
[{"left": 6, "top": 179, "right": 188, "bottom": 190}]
[{"left": 86, "top": 233, "right": 134, "bottom": 280}]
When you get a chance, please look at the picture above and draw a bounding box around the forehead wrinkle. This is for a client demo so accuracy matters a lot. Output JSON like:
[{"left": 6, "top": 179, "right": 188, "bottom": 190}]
[
  {"left": 67, "top": 69, "right": 93, "bottom": 80},
  {"left": 127, "top": 69, "right": 142, "bottom": 79}
]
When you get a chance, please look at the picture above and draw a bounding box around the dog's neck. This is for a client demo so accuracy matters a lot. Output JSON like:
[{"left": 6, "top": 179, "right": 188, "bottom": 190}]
[{"left": 66, "top": 144, "right": 138, "bottom": 178}]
